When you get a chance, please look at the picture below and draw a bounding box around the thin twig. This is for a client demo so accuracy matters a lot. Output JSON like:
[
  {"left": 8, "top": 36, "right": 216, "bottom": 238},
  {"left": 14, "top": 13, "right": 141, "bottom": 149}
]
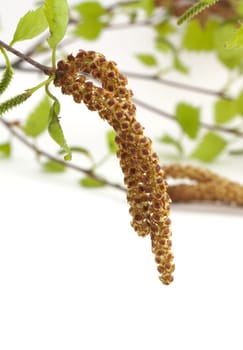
[
  {"left": 133, "top": 97, "right": 243, "bottom": 137},
  {"left": 11, "top": 35, "right": 49, "bottom": 68},
  {"left": 0, "top": 40, "right": 53, "bottom": 75},
  {"left": 0, "top": 118, "right": 126, "bottom": 192},
  {"left": 124, "top": 71, "right": 231, "bottom": 99}
]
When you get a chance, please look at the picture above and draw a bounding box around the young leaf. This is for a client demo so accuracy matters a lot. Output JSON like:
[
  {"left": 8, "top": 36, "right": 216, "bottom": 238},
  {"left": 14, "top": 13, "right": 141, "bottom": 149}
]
[
  {"left": 44, "top": 0, "right": 69, "bottom": 49},
  {"left": 23, "top": 96, "right": 51, "bottom": 137},
  {"left": 158, "top": 134, "right": 183, "bottom": 155},
  {"left": 79, "top": 176, "right": 106, "bottom": 188},
  {"left": 182, "top": 20, "right": 217, "bottom": 51},
  {"left": 214, "top": 99, "right": 237, "bottom": 124},
  {"left": 0, "top": 142, "right": 11, "bottom": 158},
  {"left": 42, "top": 160, "right": 66, "bottom": 172},
  {"left": 59, "top": 146, "right": 93, "bottom": 160},
  {"left": 0, "top": 47, "right": 13, "bottom": 95},
  {"left": 225, "top": 24, "right": 243, "bottom": 49},
  {"left": 140, "top": 0, "right": 154, "bottom": 17},
  {"left": 214, "top": 24, "right": 243, "bottom": 69},
  {"left": 154, "top": 20, "right": 176, "bottom": 36},
  {"left": 136, "top": 53, "right": 158, "bottom": 67},
  {"left": 106, "top": 130, "right": 118, "bottom": 154},
  {"left": 10, "top": 5, "right": 48, "bottom": 45},
  {"left": 74, "top": 21, "right": 104, "bottom": 40},
  {"left": 74, "top": 1, "right": 105, "bottom": 19},
  {"left": 178, "top": 0, "right": 220, "bottom": 25},
  {"left": 236, "top": 90, "right": 243, "bottom": 116},
  {"left": 0, "top": 91, "right": 32, "bottom": 116},
  {"left": 191, "top": 131, "right": 227, "bottom": 162},
  {"left": 173, "top": 56, "right": 189, "bottom": 74},
  {"left": 48, "top": 100, "right": 71, "bottom": 160},
  {"left": 176, "top": 103, "right": 200, "bottom": 139}
]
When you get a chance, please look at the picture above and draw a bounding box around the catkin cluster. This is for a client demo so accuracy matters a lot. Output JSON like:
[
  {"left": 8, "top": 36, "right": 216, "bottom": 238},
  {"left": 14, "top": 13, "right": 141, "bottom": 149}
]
[
  {"left": 54, "top": 50, "right": 175, "bottom": 285},
  {"left": 164, "top": 164, "right": 243, "bottom": 206}
]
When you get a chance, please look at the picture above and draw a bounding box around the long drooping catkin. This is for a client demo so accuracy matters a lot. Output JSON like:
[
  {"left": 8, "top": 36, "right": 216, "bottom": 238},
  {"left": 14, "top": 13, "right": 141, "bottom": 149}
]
[{"left": 54, "top": 50, "right": 175, "bottom": 285}]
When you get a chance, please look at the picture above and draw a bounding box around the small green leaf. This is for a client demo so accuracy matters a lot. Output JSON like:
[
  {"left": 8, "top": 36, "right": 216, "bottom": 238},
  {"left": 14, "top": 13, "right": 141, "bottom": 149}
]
[
  {"left": 176, "top": 103, "right": 200, "bottom": 139},
  {"left": 48, "top": 100, "right": 71, "bottom": 160},
  {"left": 173, "top": 56, "right": 189, "bottom": 74},
  {"left": 42, "top": 160, "right": 66, "bottom": 172},
  {"left": 182, "top": 20, "right": 217, "bottom": 51},
  {"left": 23, "top": 96, "right": 51, "bottom": 137},
  {"left": 141, "top": 0, "right": 154, "bottom": 16},
  {"left": 106, "top": 130, "right": 118, "bottom": 154},
  {"left": 225, "top": 24, "right": 243, "bottom": 49},
  {"left": 79, "top": 176, "right": 106, "bottom": 188},
  {"left": 59, "top": 146, "right": 94, "bottom": 162},
  {"left": 214, "top": 99, "right": 237, "bottom": 124},
  {"left": 0, "top": 142, "right": 11, "bottom": 158},
  {"left": 10, "top": 5, "right": 48, "bottom": 45},
  {"left": 191, "top": 131, "right": 227, "bottom": 162},
  {"left": 44, "top": 0, "right": 69, "bottom": 49},
  {"left": 158, "top": 134, "right": 183, "bottom": 154},
  {"left": 154, "top": 20, "right": 176, "bottom": 36},
  {"left": 74, "top": 21, "right": 104, "bottom": 40},
  {"left": 74, "top": 1, "right": 105, "bottom": 19},
  {"left": 136, "top": 53, "right": 158, "bottom": 67},
  {"left": 236, "top": 90, "right": 243, "bottom": 116},
  {"left": 214, "top": 24, "right": 243, "bottom": 69}
]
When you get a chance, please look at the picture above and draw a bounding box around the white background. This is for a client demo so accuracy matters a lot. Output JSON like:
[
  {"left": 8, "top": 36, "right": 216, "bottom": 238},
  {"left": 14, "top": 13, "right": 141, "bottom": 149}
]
[{"left": 0, "top": 1, "right": 243, "bottom": 349}]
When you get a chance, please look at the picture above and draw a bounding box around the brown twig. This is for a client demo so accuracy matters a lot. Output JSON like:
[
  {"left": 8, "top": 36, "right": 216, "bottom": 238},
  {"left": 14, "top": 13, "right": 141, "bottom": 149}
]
[
  {"left": 0, "top": 117, "right": 126, "bottom": 192},
  {"left": 133, "top": 97, "right": 243, "bottom": 137},
  {"left": 0, "top": 40, "right": 53, "bottom": 75},
  {"left": 124, "top": 71, "right": 231, "bottom": 99}
]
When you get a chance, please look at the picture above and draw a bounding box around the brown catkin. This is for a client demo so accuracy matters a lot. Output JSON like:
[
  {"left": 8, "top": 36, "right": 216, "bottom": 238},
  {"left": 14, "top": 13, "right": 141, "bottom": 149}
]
[
  {"left": 54, "top": 50, "right": 175, "bottom": 285},
  {"left": 164, "top": 164, "right": 243, "bottom": 206}
]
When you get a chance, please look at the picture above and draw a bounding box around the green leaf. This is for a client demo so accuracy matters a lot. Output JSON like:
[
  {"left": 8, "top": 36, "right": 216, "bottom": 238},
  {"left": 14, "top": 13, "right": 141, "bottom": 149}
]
[
  {"left": 10, "top": 5, "right": 48, "bottom": 45},
  {"left": 176, "top": 103, "right": 200, "bottom": 139},
  {"left": 154, "top": 20, "right": 176, "bottom": 36},
  {"left": 79, "top": 176, "right": 106, "bottom": 188},
  {"left": 106, "top": 130, "right": 118, "bottom": 154},
  {"left": 214, "top": 99, "right": 237, "bottom": 124},
  {"left": 48, "top": 100, "right": 71, "bottom": 160},
  {"left": 140, "top": 0, "right": 155, "bottom": 16},
  {"left": 44, "top": 0, "right": 69, "bottom": 49},
  {"left": 74, "top": 1, "right": 105, "bottom": 19},
  {"left": 136, "top": 53, "right": 158, "bottom": 67},
  {"left": 0, "top": 142, "right": 11, "bottom": 158},
  {"left": 191, "top": 131, "right": 227, "bottom": 162},
  {"left": 23, "top": 96, "right": 51, "bottom": 137},
  {"left": 74, "top": 21, "right": 104, "bottom": 40},
  {"left": 236, "top": 90, "right": 243, "bottom": 116},
  {"left": 158, "top": 134, "right": 183, "bottom": 154},
  {"left": 59, "top": 146, "right": 94, "bottom": 162},
  {"left": 173, "top": 56, "right": 189, "bottom": 74},
  {"left": 214, "top": 24, "right": 243, "bottom": 69},
  {"left": 225, "top": 24, "right": 243, "bottom": 49},
  {"left": 42, "top": 160, "right": 66, "bottom": 172},
  {"left": 182, "top": 20, "right": 218, "bottom": 51}
]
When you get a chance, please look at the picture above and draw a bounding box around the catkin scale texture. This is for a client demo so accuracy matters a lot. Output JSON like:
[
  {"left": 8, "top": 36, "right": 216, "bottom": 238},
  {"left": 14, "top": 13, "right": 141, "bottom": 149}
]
[{"left": 54, "top": 50, "right": 175, "bottom": 285}]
